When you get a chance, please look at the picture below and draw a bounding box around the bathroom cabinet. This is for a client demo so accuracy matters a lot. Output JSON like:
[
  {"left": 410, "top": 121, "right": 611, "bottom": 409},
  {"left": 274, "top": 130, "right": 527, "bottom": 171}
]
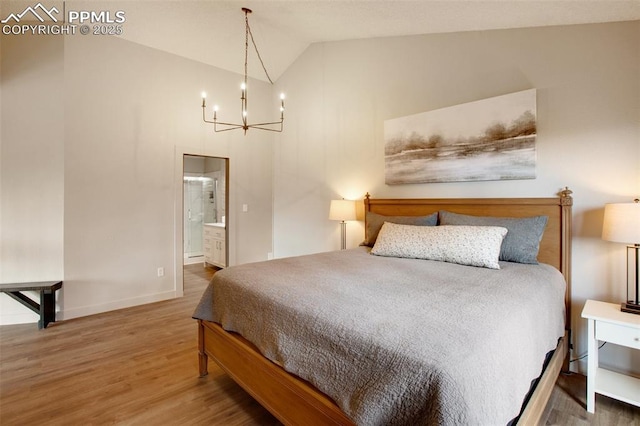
[{"left": 204, "top": 223, "right": 226, "bottom": 268}]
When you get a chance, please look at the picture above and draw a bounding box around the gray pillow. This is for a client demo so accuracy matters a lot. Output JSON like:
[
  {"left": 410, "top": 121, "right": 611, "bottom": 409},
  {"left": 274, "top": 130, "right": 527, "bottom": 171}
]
[
  {"left": 438, "top": 211, "right": 548, "bottom": 264},
  {"left": 362, "top": 211, "right": 438, "bottom": 247}
]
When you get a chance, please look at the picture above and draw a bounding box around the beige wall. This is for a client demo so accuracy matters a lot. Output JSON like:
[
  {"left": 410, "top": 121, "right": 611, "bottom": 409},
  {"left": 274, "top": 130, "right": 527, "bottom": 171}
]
[
  {"left": 0, "top": 33, "right": 65, "bottom": 323},
  {"left": 1, "top": 33, "right": 274, "bottom": 323},
  {"left": 274, "top": 21, "right": 640, "bottom": 375}
]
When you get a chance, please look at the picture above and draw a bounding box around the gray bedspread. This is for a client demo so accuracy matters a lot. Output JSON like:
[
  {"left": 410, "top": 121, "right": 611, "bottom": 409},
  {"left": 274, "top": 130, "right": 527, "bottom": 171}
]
[{"left": 193, "top": 247, "right": 565, "bottom": 425}]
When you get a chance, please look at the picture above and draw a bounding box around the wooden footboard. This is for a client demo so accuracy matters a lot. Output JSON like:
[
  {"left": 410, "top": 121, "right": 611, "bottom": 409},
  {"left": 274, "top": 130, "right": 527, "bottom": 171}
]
[
  {"left": 198, "top": 319, "right": 355, "bottom": 425},
  {"left": 517, "top": 332, "right": 569, "bottom": 425}
]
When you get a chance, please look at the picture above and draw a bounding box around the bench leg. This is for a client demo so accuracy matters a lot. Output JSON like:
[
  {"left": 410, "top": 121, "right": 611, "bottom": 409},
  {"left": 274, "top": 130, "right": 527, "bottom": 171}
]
[{"left": 39, "top": 289, "right": 56, "bottom": 329}]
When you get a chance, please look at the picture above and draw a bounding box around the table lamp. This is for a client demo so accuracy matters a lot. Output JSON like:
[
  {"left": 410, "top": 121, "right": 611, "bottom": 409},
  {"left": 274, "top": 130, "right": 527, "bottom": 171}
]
[
  {"left": 329, "top": 199, "right": 356, "bottom": 250},
  {"left": 602, "top": 199, "right": 640, "bottom": 314}
]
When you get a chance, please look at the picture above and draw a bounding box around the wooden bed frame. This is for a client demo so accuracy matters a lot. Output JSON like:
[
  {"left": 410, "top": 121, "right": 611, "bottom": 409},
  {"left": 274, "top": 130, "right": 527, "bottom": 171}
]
[{"left": 197, "top": 188, "right": 573, "bottom": 425}]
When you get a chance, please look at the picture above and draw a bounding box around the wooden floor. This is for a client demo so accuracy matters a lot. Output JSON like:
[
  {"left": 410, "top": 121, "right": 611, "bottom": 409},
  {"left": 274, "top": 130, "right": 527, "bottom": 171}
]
[{"left": 1, "top": 264, "right": 638, "bottom": 425}]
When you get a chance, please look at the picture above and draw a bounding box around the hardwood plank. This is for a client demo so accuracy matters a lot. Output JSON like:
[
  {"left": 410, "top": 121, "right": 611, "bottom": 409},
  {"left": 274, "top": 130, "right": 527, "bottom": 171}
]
[
  {"left": 0, "top": 264, "right": 279, "bottom": 426},
  {"left": 1, "top": 263, "right": 638, "bottom": 425},
  {"left": 542, "top": 372, "right": 640, "bottom": 425}
]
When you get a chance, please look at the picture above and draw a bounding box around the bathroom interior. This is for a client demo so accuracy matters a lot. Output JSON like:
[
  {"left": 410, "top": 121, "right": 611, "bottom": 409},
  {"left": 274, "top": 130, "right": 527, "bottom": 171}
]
[{"left": 183, "top": 154, "right": 227, "bottom": 267}]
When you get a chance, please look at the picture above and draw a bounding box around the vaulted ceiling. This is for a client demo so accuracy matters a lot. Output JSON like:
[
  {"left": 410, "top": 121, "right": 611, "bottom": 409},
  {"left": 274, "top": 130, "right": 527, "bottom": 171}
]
[
  {"left": 3, "top": 1, "right": 639, "bottom": 81},
  {"left": 116, "top": 0, "right": 640, "bottom": 81}
]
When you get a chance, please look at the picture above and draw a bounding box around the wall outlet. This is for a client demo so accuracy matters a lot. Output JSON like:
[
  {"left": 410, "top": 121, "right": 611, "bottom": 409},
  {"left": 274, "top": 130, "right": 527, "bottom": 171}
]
[
  {"left": 242, "top": 204, "right": 248, "bottom": 212},
  {"left": 157, "top": 267, "right": 164, "bottom": 277},
  {"left": 267, "top": 252, "right": 273, "bottom": 260}
]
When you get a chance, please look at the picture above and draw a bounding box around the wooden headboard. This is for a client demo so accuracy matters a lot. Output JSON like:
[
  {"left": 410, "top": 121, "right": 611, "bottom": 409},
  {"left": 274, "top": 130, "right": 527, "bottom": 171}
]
[{"left": 364, "top": 188, "right": 573, "bottom": 330}]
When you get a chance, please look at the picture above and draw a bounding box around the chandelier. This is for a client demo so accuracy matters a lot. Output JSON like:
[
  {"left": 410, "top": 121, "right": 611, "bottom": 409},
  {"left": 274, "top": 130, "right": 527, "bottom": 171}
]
[{"left": 201, "top": 7, "right": 285, "bottom": 134}]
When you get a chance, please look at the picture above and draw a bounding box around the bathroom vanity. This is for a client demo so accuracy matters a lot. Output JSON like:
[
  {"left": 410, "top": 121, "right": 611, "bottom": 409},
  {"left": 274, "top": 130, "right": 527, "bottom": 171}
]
[{"left": 203, "top": 223, "right": 226, "bottom": 268}]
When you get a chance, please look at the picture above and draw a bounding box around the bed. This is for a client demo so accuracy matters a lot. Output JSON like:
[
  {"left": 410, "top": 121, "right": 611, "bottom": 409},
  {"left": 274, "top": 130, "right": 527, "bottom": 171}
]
[{"left": 194, "top": 189, "right": 573, "bottom": 425}]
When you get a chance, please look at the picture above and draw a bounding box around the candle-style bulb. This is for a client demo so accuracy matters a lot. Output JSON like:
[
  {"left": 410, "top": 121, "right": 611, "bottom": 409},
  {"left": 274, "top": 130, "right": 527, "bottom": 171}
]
[
  {"left": 280, "top": 93, "right": 285, "bottom": 100},
  {"left": 201, "top": 92, "right": 207, "bottom": 107}
]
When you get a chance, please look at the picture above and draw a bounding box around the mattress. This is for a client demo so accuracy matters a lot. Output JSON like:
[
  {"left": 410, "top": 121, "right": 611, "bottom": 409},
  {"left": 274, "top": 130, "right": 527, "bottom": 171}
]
[{"left": 193, "top": 247, "right": 566, "bottom": 425}]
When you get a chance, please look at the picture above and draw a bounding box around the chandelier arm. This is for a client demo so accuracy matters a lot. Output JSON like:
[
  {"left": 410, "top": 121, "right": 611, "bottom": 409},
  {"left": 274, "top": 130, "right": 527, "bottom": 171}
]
[
  {"left": 215, "top": 128, "right": 244, "bottom": 133},
  {"left": 245, "top": 126, "right": 283, "bottom": 133},
  {"left": 213, "top": 121, "right": 247, "bottom": 127},
  {"left": 247, "top": 120, "right": 284, "bottom": 127},
  {"left": 214, "top": 124, "right": 247, "bottom": 132},
  {"left": 244, "top": 121, "right": 284, "bottom": 132},
  {"left": 212, "top": 120, "right": 283, "bottom": 129},
  {"left": 202, "top": 107, "right": 215, "bottom": 124}
]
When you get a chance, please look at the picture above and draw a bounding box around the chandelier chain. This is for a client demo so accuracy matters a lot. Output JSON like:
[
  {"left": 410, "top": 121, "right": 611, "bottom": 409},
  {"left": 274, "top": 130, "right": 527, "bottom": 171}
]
[{"left": 245, "top": 12, "right": 274, "bottom": 85}]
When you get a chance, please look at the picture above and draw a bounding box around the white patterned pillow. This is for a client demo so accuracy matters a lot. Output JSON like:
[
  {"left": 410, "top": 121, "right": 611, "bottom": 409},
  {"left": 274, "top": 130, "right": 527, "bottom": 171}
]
[{"left": 371, "top": 223, "right": 508, "bottom": 269}]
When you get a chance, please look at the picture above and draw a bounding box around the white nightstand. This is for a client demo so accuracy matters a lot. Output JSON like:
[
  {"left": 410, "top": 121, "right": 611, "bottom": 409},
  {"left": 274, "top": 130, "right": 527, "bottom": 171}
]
[{"left": 581, "top": 300, "right": 640, "bottom": 413}]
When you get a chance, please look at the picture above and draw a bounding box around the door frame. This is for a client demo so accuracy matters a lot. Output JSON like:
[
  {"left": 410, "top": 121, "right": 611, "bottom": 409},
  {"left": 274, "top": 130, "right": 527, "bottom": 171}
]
[{"left": 174, "top": 147, "right": 229, "bottom": 297}]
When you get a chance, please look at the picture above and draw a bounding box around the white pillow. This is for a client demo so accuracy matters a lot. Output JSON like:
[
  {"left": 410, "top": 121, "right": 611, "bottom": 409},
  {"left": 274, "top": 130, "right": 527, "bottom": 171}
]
[{"left": 371, "top": 223, "right": 508, "bottom": 269}]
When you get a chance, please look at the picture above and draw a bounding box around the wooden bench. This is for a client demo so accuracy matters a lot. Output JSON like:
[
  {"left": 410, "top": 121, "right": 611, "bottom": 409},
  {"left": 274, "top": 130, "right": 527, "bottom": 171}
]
[{"left": 0, "top": 281, "right": 63, "bottom": 329}]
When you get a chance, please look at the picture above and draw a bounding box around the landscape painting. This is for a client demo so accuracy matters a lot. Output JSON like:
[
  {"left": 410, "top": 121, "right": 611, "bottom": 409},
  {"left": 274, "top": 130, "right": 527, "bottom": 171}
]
[{"left": 384, "top": 89, "right": 537, "bottom": 184}]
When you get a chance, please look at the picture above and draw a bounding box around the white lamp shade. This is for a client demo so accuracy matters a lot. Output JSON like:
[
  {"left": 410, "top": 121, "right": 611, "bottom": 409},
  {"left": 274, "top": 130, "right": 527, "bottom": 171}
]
[
  {"left": 329, "top": 199, "right": 356, "bottom": 221},
  {"left": 602, "top": 201, "right": 640, "bottom": 244}
]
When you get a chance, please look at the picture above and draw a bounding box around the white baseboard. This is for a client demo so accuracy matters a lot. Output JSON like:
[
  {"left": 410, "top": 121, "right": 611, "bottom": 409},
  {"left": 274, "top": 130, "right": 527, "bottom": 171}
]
[
  {"left": 0, "top": 291, "right": 178, "bottom": 325},
  {"left": 56, "top": 290, "right": 176, "bottom": 321},
  {"left": 574, "top": 358, "right": 588, "bottom": 376},
  {"left": 59, "top": 290, "right": 177, "bottom": 321},
  {"left": 0, "top": 311, "right": 40, "bottom": 325}
]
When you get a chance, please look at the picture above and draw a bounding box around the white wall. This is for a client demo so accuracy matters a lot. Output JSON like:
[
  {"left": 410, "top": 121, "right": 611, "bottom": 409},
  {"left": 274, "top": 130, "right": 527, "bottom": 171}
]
[
  {"left": 274, "top": 21, "right": 640, "bottom": 375},
  {"left": 0, "top": 33, "right": 65, "bottom": 323},
  {"left": 1, "top": 33, "right": 274, "bottom": 323}
]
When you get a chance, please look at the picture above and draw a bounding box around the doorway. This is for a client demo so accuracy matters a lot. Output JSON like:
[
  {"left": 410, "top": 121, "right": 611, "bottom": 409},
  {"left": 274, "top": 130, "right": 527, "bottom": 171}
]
[
  {"left": 183, "top": 155, "right": 228, "bottom": 269},
  {"left": 183, "top": 176, "right": 205, "bottom": 261}
]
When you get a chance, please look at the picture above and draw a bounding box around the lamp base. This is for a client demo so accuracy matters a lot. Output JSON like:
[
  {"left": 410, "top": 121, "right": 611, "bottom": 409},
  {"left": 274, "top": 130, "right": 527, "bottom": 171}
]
[{"left": 621, "top": 301, "right": 640, "bottom": 315}]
